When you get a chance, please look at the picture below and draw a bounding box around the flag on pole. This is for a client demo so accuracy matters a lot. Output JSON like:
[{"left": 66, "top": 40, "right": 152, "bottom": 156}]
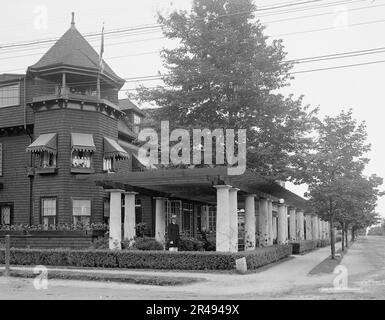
[{"left": 99, "top": 23, "right": 105, "bottom": 74}]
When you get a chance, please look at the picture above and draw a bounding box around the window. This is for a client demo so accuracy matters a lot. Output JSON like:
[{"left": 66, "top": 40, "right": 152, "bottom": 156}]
[
  {"left": 133, "top": 114, "right": 142, "bottom": 134},
  {"left": 135, "top": 198, "right": 142, "bottom": 224},
  {"left": 166, "top": 200, "right": 182, "bottom": 228},
  {"left": 103, "top": 198, "right": 110, "bottom": 225},
  {"left": 39, "top": 151, "right": 57, "bottom": 168},
  {"left": 208, "top": 206, "right": 216, "bottom": 232},
  {"left": 103, "top": 157, "right": 115, "bottom": 172},
  {"left": 41, "top": 198, "right": 57, "bottom": 229},
  {"left": 71, "top": 151, "right": 92, "bottom": 169},
  {"left": 133, "top": 114, "right": 142, "bottom": 125},
  {"left": 0, "top": 143, "right": 2, "bottom": 177},
  {"left": 0, "top": 205, "right": 12, "bottom": 225},
  {"left": 182, "top": 203, "right": 193, "bottom": 236},
  {"left": 0, "top": 84, "right": 20, "bottom": 108},
  {"left": 73, "top": 199, "right": 91, "bottom": 226}
]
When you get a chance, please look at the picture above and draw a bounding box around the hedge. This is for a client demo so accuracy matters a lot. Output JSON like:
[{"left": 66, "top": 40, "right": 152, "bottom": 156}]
[
  {"left": 316, "top": 239, "right": 331, "bottom": 248},
  {"left": 290, "top": 240, "right": 317, "bottom": 254},
  {"left": 0, "top": 245, "right": 292, "bottom": 271}
]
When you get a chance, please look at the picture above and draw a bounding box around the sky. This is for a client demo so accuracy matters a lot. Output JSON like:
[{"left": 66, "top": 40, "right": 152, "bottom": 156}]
[{"left": 0, "top": 0, "right": 384, "bottom": 218}]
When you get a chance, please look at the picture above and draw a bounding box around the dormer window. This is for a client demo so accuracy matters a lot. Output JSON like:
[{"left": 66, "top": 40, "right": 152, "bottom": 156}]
[
  {"left": 26, "top": 133, "right": 58, "bottom": 174},
  {"left": 103, "top": 137, "right": 130, "bottom": 172},
  {"left": 70, "top": 133, "right": 95, "bottom": 173}
]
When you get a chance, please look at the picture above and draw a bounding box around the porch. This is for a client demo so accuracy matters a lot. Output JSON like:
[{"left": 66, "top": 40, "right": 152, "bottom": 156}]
[{"left": 79, "top": 167, "right": 331, "bottom": 252}]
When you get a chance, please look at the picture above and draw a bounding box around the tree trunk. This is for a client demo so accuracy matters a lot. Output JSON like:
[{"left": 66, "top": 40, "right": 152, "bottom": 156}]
[
  {"left": 330, "top": 217, "right": 336, "bottom": 259},
  {"left": 351, "top": 227, "right": 355, "bottom": 242},
  {"left": 341, "top": 222, "right": 345, "bottom": 252},
  {"left": 345, "top": 224, "right": 349, "bottom": 247}
]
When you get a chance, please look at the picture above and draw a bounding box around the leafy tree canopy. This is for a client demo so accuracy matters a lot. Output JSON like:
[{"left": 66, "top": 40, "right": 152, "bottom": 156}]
[{"left": 133, "top": 0, "right": 317, "bottom": 181}]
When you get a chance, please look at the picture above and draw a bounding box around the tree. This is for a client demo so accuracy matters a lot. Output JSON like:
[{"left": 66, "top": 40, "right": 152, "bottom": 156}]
[
  {"left": 133, "top": 0, "right": 317, "bottom": 181},
  {"left": 334, "top": 173, "right": 383, "bottom": 251},
  {"left": 303, "top": 109, "right": 372, "bottom": 259}
]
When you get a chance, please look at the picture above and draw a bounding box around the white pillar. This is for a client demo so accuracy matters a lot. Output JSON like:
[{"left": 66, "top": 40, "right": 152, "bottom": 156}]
[
  {"left": 305, "top": 215, "right": 312, "bottom": 240},
  {"left": 289, "top": 208, "right": 297, "bottom": 241},
  {"left": 154, "top": 197, "right": 166, "bottom": 245},
  {"left": 229, "top": 188, "right": 239, "bottom": 252},
  {"left": 318, "top": 218, "right": 323, "bottom": 239},
  {"left": 124, "top": 192, "right": 138, "bottom": 242},
  {"left": 296, "top": 210, "right": 304, "bottom": 241},
  {"left": 321, "top": 220, "right": 326, "bottom": 239},
  {"left": 109, "top": 189, "right": 124, "bottom": 250},
  {"left": 267, "top": 200, "right": 273, "bottom": 245},
  {"left": 214, "top": 185, "right": 232, "bottom": 252},
  {"left": 277, "top": 204, "right": 287, "bottom": 245},
  {"left": 312, "top": 215, "right": 318, "bottom": 240},
  {"left": 259, "top": 198, "right": 269, "bottom": 247},
  {"left": 244, "top": 194, "right": 256, "bottom": 251},
  {"left": 272, "top": 216, "right": 277, "bottom": 242},
  {"left": 284, "top": 205, "right": 289, "bottom": 242}
]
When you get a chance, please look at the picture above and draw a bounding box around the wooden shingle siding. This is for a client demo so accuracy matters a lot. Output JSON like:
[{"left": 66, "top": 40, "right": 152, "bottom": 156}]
[
  {"left": 33, "top": 106, "right": 121, "bottom": 224},
  {"left": 0, "top": 78, "right": 34, "bottom": 128},
  {"left": 0, "top": 134, "right": 32, "bottom": 224}
]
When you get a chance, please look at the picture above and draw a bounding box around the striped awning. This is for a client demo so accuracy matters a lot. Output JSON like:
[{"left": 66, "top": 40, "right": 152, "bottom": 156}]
[
  {"left": 104, "top": 137, "right": 130, "bottom": 160},
  {"left": 71, "top": 133, "right": 96, "bottom": 152},
  {"left": 26, "top": 133, "right": 57, "bottom": 155},
  {"left": 118, "top": 140, "right": 156, "bottom": 168}
]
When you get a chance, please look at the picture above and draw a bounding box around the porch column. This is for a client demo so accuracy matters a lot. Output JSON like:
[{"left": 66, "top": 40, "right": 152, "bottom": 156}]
[
  {"left": 296, "top": 210, "right": 305, "bottom": 241},
  {"left": 305, "top": 215, "right": 312, "bottom": 240},
  {"left": 318, "top": 218, "right": 323, "bottom": 239},
  {"left": 124, "top": 192, "right": 138, "bottom": 242},
  {"left": 273, "top": 215, "right": 277, "bottom": 242},
  {"left": 277, "top": 203, "right": 287, "bottom": 245},
  {"left": 109, "top": 189, "right": 124, "bottom": 250},
  {"left": 312, "top": 215, "right": 318, "bottom": 240},
  {"left": 154, "top": 197, "right": 166, "bottom": 245},
  {"left": 214, "top": 185, "right": 232, "bottom": 252},
  {"left": 284, "top": 205, "right": 289, "bottom": 242},
  {"left": 259, "top": 198, "right": 269, "bottom": 247},
  {"left": 322, "top": 220, "right": 326, "bottom": 239},
  {"left": 244, "top": 194, "right": 256, "bottom": 251},
  {"left": 289, "top": 208, "right": 297, "bottom": 241},
  {"left": 229, "top": 188, "right": 239, "bottom": 252},
  {"left": 267, "top": 199, "right": 273, "bottom": 246}
]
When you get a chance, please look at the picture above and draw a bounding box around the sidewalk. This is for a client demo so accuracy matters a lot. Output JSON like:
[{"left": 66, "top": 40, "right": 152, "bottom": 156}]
[{"left": 0, "top": 244, "right": 339, "bottom": 298}]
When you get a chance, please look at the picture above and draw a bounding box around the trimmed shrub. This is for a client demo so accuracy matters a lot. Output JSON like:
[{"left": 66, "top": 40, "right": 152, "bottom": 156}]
[
  {"left": 0, "top": 245, "right": 292, "bottom": 271},
  {"left": 178, "top": 237, "right": 205, "bottom": 251},
  {"left": 132, "top": 238, "right": 164, "bottom": 251},
  {"left": 316, "top": 239, "right": 330, "bottom": 248},
  {"left": 290, "top": 240, "right": 317, "bottom": 254}
]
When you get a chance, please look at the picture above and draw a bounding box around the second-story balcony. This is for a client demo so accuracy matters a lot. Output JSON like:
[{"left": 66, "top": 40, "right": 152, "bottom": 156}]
[{"left": 29, "top": 84, "right": 123, "bottom": 116}]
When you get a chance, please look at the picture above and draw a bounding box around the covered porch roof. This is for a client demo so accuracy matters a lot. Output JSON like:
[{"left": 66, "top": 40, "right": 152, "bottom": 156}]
[{"left": 77, "top": 167, "right": 309, "bottom": 210}]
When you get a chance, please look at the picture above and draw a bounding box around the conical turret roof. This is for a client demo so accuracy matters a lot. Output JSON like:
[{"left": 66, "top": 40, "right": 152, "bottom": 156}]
[{"left": 28, "top": 14, "right": 124, "bottom": 86}]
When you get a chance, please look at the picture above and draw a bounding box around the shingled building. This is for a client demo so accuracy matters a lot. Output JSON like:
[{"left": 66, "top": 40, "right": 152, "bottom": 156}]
[{"left": 0, "top": 15, "right": 330, "bottom": 252}]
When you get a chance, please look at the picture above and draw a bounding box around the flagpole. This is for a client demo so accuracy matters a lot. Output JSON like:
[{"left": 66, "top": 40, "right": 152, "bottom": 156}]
[{"left": 97, "top": 23, "right": 104, "bottom": 100}]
